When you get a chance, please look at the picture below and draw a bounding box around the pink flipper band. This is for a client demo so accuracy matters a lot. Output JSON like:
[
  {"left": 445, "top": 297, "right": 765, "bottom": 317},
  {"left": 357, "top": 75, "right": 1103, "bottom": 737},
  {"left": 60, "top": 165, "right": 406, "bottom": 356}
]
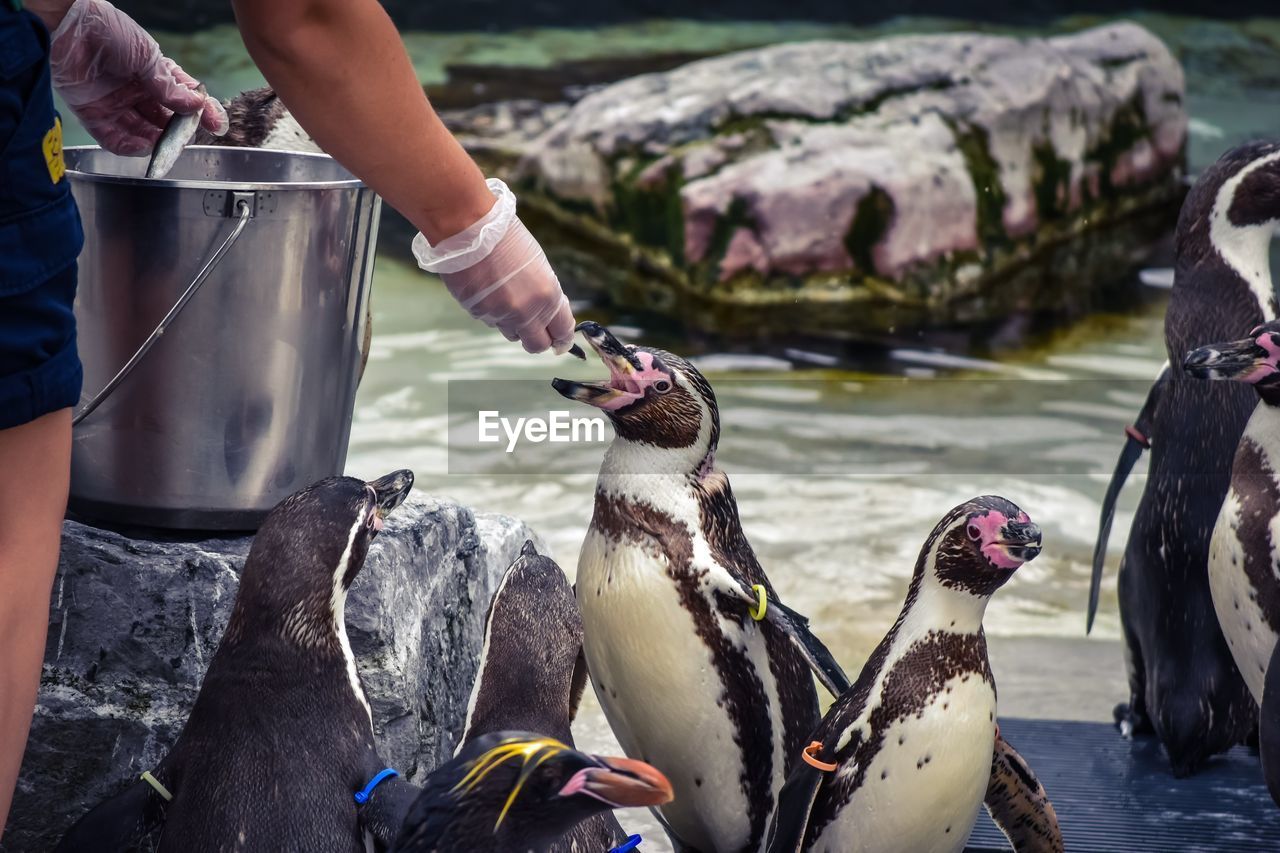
[{"left": 1124, "top": 425, "right": 1150, "bottom": 447}]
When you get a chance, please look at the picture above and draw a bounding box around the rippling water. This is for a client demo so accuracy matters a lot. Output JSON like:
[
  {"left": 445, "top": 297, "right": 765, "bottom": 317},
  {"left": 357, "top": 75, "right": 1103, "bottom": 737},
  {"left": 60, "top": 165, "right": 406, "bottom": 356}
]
[{"left": 347, "top": 257, "right": 1179, "bottom": 645}]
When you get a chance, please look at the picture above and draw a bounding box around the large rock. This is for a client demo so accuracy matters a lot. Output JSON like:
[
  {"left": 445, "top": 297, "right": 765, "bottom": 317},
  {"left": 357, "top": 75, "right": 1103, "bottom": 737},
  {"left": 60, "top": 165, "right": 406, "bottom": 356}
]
[
  {"left": 2, "top": 496, "right": 536, "bottom": 852},
  {"left": 516, "top": 22, "right": 1188, "bottom": 338}
]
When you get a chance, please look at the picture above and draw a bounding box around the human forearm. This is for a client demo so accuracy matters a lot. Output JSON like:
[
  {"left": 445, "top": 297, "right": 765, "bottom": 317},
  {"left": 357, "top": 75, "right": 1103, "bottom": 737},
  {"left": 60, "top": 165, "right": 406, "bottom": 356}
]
[{"left": 231, "top": 0, "right": 494, "bottom": 243}]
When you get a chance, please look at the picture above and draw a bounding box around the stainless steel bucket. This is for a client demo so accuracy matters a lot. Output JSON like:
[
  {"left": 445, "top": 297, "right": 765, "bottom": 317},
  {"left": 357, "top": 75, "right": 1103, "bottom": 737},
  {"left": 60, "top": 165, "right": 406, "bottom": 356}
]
[{"left": 65, "top": 146, "right": 381, "bottom": 530}]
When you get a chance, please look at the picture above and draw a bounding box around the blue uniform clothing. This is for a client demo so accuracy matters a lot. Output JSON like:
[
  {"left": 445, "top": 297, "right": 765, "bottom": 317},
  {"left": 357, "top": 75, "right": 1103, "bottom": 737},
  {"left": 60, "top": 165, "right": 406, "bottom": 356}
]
[{"left": 0, "top": 4, "right": 83, "bottom": 429}]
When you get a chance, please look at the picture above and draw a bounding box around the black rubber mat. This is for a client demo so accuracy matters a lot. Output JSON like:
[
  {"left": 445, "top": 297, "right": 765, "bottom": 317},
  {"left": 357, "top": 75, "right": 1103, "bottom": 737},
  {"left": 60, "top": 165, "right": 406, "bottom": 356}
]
[{"left": 965, "top": 718, "right": 1280, "bottom": 851}]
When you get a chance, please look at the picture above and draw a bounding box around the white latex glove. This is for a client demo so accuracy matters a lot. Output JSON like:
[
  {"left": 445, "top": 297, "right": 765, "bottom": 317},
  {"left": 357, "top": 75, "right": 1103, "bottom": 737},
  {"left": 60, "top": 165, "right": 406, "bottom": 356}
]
[
  {"left": 413, "top": 179, "right": 576, "bottom": 354},
  {"left": 48, "top": 0, "right": 227, "bottom": 156}
]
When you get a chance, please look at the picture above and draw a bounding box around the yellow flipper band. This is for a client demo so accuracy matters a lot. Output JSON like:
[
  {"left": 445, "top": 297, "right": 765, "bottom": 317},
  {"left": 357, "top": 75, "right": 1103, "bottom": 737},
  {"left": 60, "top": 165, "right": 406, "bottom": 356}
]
[
  {"left": 749, "top": 584, "right": 767, "bottom": 621},
  {"left": 140, "top": 770, "right": 173, "bottom": 802}
]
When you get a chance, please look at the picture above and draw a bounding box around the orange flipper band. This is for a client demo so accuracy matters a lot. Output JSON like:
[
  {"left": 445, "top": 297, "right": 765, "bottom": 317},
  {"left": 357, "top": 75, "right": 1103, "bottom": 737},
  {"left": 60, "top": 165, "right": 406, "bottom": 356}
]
[{"left": 802, "top": 741, "right": 837, "bottom": 772}]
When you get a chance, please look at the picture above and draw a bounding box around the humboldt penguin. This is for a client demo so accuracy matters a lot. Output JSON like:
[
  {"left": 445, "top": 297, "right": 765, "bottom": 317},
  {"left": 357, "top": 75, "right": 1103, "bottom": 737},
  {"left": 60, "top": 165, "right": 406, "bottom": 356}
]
[
  {"left": 1088, "top": 141, "right": 1280, "bottom": 775},
  {"left": 766, "top": 496, "right": 1050, "bottom": 853},
  {"left": 56, "top": 470, "right": 417, "bottom": 852},
  {"left": 457, "top": 539, "right": 630, "bottom": 851},
  {"left": 390, "top": 731, "right": 673, "bottom": 853},
  {"left": 553, "top": 321, "right": 851, "bottom": 853},
  {"left": 1186, "top": 319, "right": 1280, "bottom": 805},
  {"left": 193, "top": 87, "right": 321, "bottom": 152}
]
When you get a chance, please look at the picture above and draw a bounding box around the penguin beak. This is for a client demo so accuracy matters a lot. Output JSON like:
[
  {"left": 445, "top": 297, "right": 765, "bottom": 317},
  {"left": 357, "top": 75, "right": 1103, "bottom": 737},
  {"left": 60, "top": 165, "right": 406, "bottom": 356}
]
[
  {"left": 1184, "top": 338, "right": 1274, "bottom": 382},
  {"left": 993, "top": 520, "right": 1042, "bottom": 564},
  {"left": 552, "top": 321, "right": 646, "bottom": 410},
  {"left": 367, "top": 469, "right": 414, "bottom": 528},
  {"left": 558, "top": 755, "right": 674, "bottom": 808}
]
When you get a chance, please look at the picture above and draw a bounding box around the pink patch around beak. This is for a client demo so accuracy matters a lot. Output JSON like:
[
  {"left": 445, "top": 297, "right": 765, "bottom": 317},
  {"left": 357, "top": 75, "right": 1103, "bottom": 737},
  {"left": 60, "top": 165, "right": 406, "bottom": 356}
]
[
  {"left": 1248, "top": 334, "right": 1280, "bottom": 384},
  {"left": 969, "top": 510, "right": 1026, "bottom": 570},
  {"left": 597, "top": 350, "right": 672, "bottom": 411}
]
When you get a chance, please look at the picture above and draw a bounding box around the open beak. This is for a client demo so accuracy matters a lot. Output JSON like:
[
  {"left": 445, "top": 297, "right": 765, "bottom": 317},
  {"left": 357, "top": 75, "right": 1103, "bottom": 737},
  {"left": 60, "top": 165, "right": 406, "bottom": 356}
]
[
  {"left": 1184, "top": 338, "right": 1272, "bottom": 381},
  {"left": 367, "top": 469, "right": 414, "bottom": 532},
  {"left": 552, "top": 321, "right": 646, "bottom": 410},
  {"left": 993, "top": 519, "right": 1043, "bottom": 565},
  {"left": 560, "top": 755, "right": 674, "bottom": 808}
]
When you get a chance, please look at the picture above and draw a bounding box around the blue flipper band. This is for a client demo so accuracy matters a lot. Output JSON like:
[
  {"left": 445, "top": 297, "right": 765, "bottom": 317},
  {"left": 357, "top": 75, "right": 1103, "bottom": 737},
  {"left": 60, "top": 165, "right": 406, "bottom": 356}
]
[
  {"left": 354, "top": 768, "right": 399, "bottom": 805},
  {"left": 610, "top": 835, "right": 642, "bottom": 853}
]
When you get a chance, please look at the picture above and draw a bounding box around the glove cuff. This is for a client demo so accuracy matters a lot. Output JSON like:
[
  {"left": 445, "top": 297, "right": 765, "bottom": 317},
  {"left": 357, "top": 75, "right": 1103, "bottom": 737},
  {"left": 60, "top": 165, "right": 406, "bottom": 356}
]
[{"left": 411, "top": 179, "right": 516, "bottom": 275}]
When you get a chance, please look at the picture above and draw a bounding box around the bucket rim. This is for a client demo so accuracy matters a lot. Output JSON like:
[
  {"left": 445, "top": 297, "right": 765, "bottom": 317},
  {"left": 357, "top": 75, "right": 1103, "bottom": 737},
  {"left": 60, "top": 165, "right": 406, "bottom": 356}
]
[{"left": 64, "top": 145, "right": 368, "bottom": 191}]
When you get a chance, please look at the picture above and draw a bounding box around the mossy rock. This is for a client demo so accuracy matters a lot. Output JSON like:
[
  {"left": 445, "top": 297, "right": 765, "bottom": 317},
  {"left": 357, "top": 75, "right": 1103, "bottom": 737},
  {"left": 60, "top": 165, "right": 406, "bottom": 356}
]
[{"left": 519, "top": 22, "right": 1188, "bottom": 338}]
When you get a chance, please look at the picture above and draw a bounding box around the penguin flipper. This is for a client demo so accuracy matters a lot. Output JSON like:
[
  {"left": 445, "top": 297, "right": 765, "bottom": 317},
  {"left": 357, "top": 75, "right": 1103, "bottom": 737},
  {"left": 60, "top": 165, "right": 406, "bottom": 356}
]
[
  {"left": 1260, "top": 642, "right": 1280, "bottom": 808},
  {"left": 983, "top": 732, "right": 1064, "bottom": 853},
  {"left": 764, "top": 762, "right": 826, "bottom": 853},
  {"left": 759, "top": 595, "right": 852, "bottom": 697},
  {"left": 53, "top": 779, "right": 166, "bottom": 852},
  {"left": 358, "top": 775, "right": 422, "bottom": 850},
  {"left": 1088, "top": 363, "right": 1167, "bottom": 634}
]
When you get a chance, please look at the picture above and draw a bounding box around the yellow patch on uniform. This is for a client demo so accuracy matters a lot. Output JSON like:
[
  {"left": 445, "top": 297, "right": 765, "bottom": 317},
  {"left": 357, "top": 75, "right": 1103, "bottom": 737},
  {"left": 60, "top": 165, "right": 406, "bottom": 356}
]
[{"left": 42, "top": 117, "right": 65, "bottom": 184}]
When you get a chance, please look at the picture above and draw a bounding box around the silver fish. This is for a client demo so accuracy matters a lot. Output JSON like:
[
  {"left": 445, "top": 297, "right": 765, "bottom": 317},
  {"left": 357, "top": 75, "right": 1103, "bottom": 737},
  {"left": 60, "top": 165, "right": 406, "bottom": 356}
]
[{"left": 145, "top": 84, "right": 208, "bottom": 180}]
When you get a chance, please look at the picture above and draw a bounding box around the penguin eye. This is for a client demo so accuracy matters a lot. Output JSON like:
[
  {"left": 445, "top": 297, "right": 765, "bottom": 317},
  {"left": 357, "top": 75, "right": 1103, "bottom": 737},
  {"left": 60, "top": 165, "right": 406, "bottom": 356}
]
[
  {"left": 653, "top": 379, "right": 673, "bottom": 394},
  {"left": 966, "top": 523, "right": 982, "bottom": 541}
]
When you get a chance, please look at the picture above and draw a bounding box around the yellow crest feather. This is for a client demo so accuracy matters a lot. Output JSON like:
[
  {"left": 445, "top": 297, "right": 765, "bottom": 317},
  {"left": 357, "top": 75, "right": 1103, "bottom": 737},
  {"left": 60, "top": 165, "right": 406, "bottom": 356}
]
[{"left": 451, "top": 737, "right": 571, "bottom": 830}]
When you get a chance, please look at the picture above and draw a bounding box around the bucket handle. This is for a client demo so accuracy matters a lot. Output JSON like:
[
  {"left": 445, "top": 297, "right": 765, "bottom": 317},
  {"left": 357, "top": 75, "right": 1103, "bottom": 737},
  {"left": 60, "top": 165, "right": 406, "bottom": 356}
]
[{"left": 72, "top": 197, "right": 254, "bottom": 427}]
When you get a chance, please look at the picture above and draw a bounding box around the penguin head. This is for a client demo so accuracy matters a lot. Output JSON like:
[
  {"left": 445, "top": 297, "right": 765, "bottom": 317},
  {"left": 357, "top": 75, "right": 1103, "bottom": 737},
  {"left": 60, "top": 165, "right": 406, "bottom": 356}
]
[
  {"left": 1171, "top": 140, "right": 1280, "bottom": 325},
  {"left": 1213, "top": 140, "right": 1280, "bottom": 232},
  {"left": 1179, "top": 140, "right": 1280, "bottom": 242},
  {"left": 460, "top": 541, "right": 589, "bottom": 746},
  {"left": 1185, "top": 319, "right": 1280, "bottom": 397},
  {"left": 396, "top": 732, "right": 673, "bottom": 850},
  {"left": 229, "top": 469, "right": 414, "bottom": 645},
  {"left": 552, "top": 321, "right": 719, "bottom": 471},
  {"left": 918, "top": 496, "right": 1041, "bottom": 598}
]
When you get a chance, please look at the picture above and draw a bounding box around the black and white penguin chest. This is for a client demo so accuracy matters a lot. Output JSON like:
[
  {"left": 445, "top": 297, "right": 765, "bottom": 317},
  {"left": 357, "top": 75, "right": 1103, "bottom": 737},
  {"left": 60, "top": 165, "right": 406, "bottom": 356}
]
[
  {"left": 577, "top": 472, "right": 809, "bottom": 853},
  {"left": 804, "top": 611, "right": 997, "bottom": 853},
  {"left": 1210, "top": 405, "right": 1280, "bottom": 703}
]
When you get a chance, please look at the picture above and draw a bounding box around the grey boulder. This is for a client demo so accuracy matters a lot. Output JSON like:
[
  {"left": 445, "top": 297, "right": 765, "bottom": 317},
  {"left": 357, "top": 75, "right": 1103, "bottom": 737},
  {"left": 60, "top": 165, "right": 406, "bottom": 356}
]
[{"left": 517, "top": 22, "right": 1189, "bottom": 337}]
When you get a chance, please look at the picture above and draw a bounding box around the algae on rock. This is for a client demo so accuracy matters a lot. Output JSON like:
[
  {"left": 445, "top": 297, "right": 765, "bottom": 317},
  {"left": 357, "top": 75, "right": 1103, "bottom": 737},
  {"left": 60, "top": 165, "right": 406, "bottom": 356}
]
[{"left": 516, "top": 22, "right": 1188, "bottom": 338}]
